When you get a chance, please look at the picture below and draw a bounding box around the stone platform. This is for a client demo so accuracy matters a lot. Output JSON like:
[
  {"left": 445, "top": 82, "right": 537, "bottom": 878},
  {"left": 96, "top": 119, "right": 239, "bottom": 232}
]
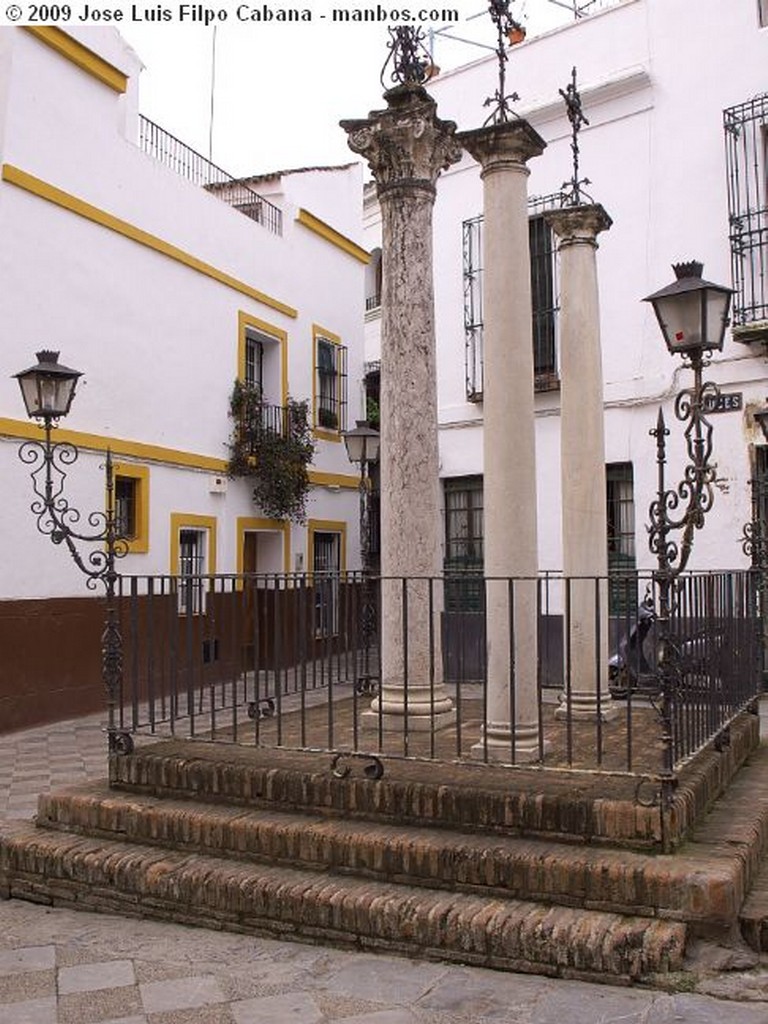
[{"left": 1, "top": 708, "right": 768, "bottom": 984}]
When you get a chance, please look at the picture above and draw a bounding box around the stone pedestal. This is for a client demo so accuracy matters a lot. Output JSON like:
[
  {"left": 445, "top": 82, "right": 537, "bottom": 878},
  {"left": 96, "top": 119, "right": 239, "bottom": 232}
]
[
  {"left": 458, "top": 120, "right": 547, "bottom": 762},
  {"left": 546, "top": 204, "right": 616, "bottom": 722},
  {"left": 342, "top": 85, "right": 461, "bottom": 731}
]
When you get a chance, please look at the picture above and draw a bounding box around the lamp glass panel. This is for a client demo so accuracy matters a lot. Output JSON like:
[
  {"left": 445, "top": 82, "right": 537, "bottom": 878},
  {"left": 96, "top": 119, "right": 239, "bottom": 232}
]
[
  {"left": 17, "top": 371, "right": 76, "bottom": 417},
  {"left": 344, "top": 433, "right": 366, "bottom": 465},
  {"left": 655, "top": 290, "right": 703, "bottom": 353},
  {"left": 365, "top": 433, "right": 380, "bottom": 464},
  {"left": 704, "top": 289, "right": 730, "bottom": 350}
]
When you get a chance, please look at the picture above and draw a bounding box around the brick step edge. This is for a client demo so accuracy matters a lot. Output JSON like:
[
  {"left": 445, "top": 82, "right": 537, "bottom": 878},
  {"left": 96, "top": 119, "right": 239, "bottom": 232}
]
[
  {"left": 108, "top": 714, "right": 760, "bottom": 849},
  {"left": 0, "top": 821, "right": 686, "bottom": 981},
  {"left": 36, "top": 785, "right": 744, "bottom": 931},
  {"left": 740, "top": 857, "right": 768, "bottom": 951}
]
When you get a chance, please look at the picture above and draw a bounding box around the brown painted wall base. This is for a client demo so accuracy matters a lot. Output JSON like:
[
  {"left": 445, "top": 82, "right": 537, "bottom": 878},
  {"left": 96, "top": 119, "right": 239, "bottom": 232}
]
[{"left": 0, "top": 597, "right": 105, "bottom": 735}]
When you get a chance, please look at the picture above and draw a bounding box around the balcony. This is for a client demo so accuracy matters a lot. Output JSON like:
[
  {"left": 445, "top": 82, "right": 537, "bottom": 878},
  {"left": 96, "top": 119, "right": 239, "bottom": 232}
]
[
  {"left": 139, "top": 116, "right": 283, "bottom": 236},
  {"left": 724, "top": 94, "right": 768, "bottom": 341}
]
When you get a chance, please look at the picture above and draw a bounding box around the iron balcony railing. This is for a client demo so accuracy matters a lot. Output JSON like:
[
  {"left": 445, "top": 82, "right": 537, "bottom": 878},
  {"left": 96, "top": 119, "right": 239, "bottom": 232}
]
[
  {"left": 139, "top": 116, "right": 283, "bottom": 236},
  {"left": 116, "top": 569, "right": 761, "bottom": 786},
  {"left": 724, "top": 93, "right": 768, "bottom": 334},
  {"left": 238, "top": 401, "right": 293, "bottom": 447}
]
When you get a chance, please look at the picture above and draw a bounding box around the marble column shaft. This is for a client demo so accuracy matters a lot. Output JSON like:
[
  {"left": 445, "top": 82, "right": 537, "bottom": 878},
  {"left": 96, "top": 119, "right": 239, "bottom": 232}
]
[
  {"left": 546, "top": 204, "right": 616, "bottom": 720},
  {"left": 458, "top": 121, "right": 546, "bottom": 761},
  {"left": 342, "top": 85, "right": 461, "bottom": 728}
]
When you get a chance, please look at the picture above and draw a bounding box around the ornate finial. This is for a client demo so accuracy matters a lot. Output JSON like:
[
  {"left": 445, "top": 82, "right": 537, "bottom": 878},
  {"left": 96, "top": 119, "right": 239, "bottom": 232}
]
[
  {"left": 559, "top": 66, "right": 593, "bottom": 205},
  {"left": 380, "top": 26, "right": 434, "bottom": 90},
  {"left": 673, "top": 261, "right": 704, "bottom": 280},
  {"left": 483, "top": 0, "right": 524, "bottom": 125}
]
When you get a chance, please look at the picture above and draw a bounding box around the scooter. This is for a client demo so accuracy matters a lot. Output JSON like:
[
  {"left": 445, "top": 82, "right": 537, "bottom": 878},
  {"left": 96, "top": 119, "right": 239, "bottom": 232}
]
[{"left": 608, "top": 594, "right": 659, "bottom": 698}]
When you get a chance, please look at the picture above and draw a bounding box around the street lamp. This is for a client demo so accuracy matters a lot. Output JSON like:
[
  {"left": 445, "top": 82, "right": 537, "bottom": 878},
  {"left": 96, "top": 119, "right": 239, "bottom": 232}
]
[
  {"left": 644, "top": 262, "right": 733, "bottom": 580},
  {"left": 13, "top": 351, "right": 131, "bottom": 753},
  {"left": 342, "top": 419, "right": 380, "bottom": 692},
  {"left": 642, "top": 262, "right": 733, "bottom": 848}
]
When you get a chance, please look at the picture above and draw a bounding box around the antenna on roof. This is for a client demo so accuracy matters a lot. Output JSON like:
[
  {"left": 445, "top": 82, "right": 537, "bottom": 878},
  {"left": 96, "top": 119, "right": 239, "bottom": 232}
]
[
  {"left": 547, "top": 0, "right": 599, "bottom": 17},
  {"left": 207, "top": 27, "right": 218, "bottom": 163}
]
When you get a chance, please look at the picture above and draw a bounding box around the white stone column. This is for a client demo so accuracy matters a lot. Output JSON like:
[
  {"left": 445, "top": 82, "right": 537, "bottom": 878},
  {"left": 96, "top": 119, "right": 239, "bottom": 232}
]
[
  {"left": 458, "top": 121, "right": 546, "bottom": 762},
  {"left": 342, "top": 85, "right": 461, "bottom": 731},
  {"left": 546, "top": 204, "right": 616, "bottom": 721}
]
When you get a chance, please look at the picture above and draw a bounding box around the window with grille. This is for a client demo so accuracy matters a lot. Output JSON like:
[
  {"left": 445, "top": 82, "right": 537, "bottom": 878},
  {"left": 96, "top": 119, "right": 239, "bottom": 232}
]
[
  {"left": 313, "top": 531, "right": 341, "bottom": 637},
  {"left": 115, "top": 477, "right": 138, "bottom": 540},
  {"left": 112, "top": 465, "right": 149, "bottom": 553},
  {"left": 462, "top": 209, "right": 559, "bottom": 402},
  {"left": 606, "top": 462, "right": 637, "bottom": 615},
  {"left": 443, "top": 476, "right": 484, "bottom": 612},
  {"left": 723, "top": 93, "right": 768, "bottom": 336},
  {"left": 179, "top": 528, "right": 207, "bottom": 615},
  {"left": 315, "top": 336, "right": 347, "bottom": 434},
  {"left": 244, "top": 331, "right": 266, "bottom": 389}
]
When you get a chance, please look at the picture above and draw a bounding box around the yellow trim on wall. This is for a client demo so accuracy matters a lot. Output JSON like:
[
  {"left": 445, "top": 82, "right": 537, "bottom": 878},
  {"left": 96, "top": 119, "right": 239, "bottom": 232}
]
[
  {"left": 0, "top": 417, "right": 228, "bottom": 473},
  {"left": 112, "top": 462, "right": 150, "bottom": 554},
  {"left": 307, "top": 519, "right": 348, "bottom": 574},
  {"left": 309, "top": 470, "right": 359, "bottom": 489},
  {"left": 24, "top": 27, "right": 128, "bottom": 94},
  {"left": 312, "top": 324, "right": 344, "bottom": 444},
  {"left": 296, "top": 208, "right": 370, "bottom": 265},
  {"left": 236, "top": 517, "right": 291, "bottom": 575},
  {"left": 0, "top": 417, "right": 360, "bottom": 487},
  {"left": 169, "top": 513, "right": 217, "bottom": 575},
  {"left": 1, "top": 164, "right": 298, "bottom": 319},
  {"left": 237, "top": 312, "right": 288, "bottom": 405}
]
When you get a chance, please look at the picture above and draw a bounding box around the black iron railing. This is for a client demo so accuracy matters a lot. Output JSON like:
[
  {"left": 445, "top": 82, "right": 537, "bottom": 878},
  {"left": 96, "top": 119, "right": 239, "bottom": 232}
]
[
  {"left": 139, "top": 116, "right": 283, "bottom": 236},
  {"left": 724, "top": 94, "right": 768, "bottom": 334},
  {"left": 238, "top": 402, "right": 292, "bottom": 451},
  {"left": 116, "top": 569, "right": 760, "bottom": 779}
]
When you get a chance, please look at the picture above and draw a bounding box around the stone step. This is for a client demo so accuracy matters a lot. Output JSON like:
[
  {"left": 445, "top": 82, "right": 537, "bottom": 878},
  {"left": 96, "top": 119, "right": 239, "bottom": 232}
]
[
  {"left": 107, "top": 710, "right": 760, "bottom": 850},
  {"left": 35, "top": 782, "right": 750, "bottom": 933},
  {"left": 0, "top": 820, "right": 686, "bottom": 982}
]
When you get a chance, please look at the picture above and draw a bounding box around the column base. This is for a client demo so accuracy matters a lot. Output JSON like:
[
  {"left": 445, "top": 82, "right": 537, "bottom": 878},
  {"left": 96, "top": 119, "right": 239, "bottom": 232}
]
[
  {"left": 360, "top": 707, "right": 457, "bottom": 733},
  {"left": 470, "top": 721, "right": 550, "bottom": 764},
  {"left": 554, "top": 690, "right": 619, "bottom": 722}
]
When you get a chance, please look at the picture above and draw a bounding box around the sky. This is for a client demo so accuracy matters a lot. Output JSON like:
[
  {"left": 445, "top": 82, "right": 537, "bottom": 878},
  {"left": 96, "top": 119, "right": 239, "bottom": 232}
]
[{"left": 116, "top": 1, "right": 595, "bottom": 178}]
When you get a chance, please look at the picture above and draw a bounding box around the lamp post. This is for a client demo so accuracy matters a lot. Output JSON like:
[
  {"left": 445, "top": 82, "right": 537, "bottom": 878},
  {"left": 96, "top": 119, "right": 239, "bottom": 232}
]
[
  {"left": 343, "top": 419, "right": 380, "bottom": 691},
  {"left": 13, "top": 351, "right": 131, "bottom": 753},
  {"left": 643, "top": 261, "right": 733, "bottom": 847}
]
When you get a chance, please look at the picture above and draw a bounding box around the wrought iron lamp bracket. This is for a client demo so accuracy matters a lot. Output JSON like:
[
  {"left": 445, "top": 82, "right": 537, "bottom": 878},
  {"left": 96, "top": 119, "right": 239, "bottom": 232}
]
[
  {"left": 19, "top": 427, "right": 128, "bottom": 590},
  {"left": 648, "top": 369, "right": 720, "bottom": 583}
]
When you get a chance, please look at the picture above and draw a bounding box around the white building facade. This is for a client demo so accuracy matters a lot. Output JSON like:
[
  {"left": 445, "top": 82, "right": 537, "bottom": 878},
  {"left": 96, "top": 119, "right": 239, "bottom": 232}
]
[
  {"left": 0, "top": 26, "right": 368, "bottom": 729},
  {"left": 364, "top": 0, "right": 768, "bottom": 582}
]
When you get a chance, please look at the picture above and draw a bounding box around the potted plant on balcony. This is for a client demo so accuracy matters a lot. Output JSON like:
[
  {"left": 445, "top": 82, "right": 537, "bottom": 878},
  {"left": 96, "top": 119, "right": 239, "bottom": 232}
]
[{"left": 226, "top": 380, "right": 315, "bottom": 523}]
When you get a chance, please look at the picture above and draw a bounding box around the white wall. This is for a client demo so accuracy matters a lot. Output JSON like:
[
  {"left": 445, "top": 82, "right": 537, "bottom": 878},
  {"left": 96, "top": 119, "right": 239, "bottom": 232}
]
[{"left": 0, "top": 27, "right": 366, "bottom": 599}]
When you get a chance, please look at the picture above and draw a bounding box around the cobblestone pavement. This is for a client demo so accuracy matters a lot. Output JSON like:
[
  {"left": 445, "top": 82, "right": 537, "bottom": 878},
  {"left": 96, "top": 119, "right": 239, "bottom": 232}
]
[{"left": 3, "top": 712, "right": 768, "bottom": 1023}]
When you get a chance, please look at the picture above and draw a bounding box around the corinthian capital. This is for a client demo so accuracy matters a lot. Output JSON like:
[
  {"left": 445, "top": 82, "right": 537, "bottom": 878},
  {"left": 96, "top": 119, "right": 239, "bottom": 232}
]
[{"left": 341, "top": 84, "right": 462, "bottom": 196}]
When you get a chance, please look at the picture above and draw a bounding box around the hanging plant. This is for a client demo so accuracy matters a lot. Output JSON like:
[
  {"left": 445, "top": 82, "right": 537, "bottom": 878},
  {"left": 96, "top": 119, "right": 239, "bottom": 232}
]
[{"left": 226, "top": 380, "right": 315, "bottom": 524}]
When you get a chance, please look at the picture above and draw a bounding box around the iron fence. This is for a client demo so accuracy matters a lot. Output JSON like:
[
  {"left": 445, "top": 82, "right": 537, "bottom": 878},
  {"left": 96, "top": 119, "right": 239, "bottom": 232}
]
[
  {"left": 115, "top": 569, "right": 761, "bottom": 779},
  {"left": 139, "top": 116, "right": 283, "bottom": 236}
]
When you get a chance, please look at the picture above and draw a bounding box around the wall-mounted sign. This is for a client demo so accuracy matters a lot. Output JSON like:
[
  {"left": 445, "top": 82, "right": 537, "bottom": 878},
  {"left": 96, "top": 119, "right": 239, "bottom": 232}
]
[{"left": 703, "top": 392, "right": 743, "bottom": 414}]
